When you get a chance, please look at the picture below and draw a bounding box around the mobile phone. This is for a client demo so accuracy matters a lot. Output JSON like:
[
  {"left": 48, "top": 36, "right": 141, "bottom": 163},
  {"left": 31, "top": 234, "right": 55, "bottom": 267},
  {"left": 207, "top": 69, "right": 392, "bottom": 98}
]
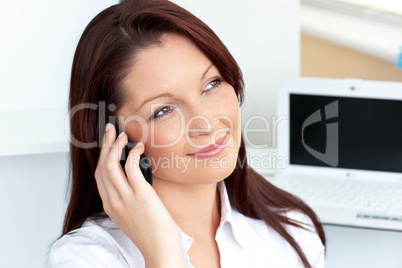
[{"left": 120, "top": 143, "right": 153, "bottom": 186}]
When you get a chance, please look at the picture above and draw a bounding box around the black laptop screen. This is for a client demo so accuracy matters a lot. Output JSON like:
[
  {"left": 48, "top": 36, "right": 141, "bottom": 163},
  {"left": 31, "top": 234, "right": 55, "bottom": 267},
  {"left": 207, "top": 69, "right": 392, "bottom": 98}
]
[{"left": 290, "top": 94, "right": 402, "bottom": 173}]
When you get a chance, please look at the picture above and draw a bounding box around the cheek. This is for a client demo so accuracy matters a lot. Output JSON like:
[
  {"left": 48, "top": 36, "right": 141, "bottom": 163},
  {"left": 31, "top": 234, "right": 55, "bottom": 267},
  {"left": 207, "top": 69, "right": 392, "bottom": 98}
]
[
  {"left": 143, "top": 116, "right": 185, "bottom": 158},
  {"left": 228, "top": 95, "right": 240, "bottom": 124},
  {"left": 221, "top": 88, "right": 240, "bottom": 135},
  {"left": 144, "top": 122, "right": 187, "bottom": 176},
  {"left": 147, "top": 114, "right": 184, "bottom": 147},
  {"left": 123, "top": 116, "right": 184, "bottom": 156},
  {"left": 123, "top": 120, "right": 149, "bottom": 143}
]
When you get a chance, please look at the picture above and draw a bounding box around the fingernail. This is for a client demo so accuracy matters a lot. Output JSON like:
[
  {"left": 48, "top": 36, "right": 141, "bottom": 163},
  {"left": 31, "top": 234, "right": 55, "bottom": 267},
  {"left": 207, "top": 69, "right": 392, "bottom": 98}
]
[
  {"left": 117, "top": 132, "right": 125, "bottom": 139},
  {"left": 105, "top": 123, "right": 112, "bottom": 132},
  {"left": 136, "top": 142, "right": 143, "bottom": 147}
]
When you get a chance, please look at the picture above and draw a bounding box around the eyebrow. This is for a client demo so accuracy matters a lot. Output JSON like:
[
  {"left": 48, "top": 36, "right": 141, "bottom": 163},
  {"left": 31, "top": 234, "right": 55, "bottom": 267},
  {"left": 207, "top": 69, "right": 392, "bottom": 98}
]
[
  {"left": 137, "top": 92, "right": 174, "bottom": 112},
  {"left": 137, "top": 64, "right": 215, "bottom": 112},
  {"left": 201, "top": 64, "right": 214, "bottom": 81}
]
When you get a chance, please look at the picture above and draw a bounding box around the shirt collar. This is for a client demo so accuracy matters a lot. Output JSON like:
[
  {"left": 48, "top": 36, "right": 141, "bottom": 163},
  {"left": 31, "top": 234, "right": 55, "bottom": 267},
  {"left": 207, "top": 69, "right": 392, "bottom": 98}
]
[
  {"left": 178, "top": 226, "right": 194, "bottom": 253},
  {"left": 178, "top": 181, "right": 253, "bottom": 253},
  {"left": 217, "top": 181, "right": 253, "bottom": 249}
]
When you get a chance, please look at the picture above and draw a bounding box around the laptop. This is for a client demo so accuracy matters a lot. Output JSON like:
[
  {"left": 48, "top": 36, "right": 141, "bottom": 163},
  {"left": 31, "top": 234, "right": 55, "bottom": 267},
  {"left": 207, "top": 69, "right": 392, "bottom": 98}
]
[{"left": 267, "top": 77, "right": 402, "bottom": 231}]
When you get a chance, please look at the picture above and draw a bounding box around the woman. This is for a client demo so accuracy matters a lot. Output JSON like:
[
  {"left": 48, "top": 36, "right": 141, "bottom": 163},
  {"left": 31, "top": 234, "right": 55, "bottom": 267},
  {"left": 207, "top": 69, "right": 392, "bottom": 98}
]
[{"left": 49, "top": 0, "right": 325, "bottom": 267}]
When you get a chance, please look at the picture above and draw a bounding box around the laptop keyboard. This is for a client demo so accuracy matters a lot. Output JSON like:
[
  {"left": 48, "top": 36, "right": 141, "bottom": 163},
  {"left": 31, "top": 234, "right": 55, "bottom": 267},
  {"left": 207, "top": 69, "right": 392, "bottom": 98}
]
[{"left": 267, "top": 175, "right": 402, "bottom": 221}]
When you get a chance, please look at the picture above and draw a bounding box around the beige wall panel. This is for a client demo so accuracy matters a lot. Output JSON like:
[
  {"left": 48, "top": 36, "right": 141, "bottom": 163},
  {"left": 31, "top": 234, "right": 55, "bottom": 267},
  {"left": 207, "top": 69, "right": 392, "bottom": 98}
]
[{"left": 301, "top": 34, "right": 402, "bottom": 82}]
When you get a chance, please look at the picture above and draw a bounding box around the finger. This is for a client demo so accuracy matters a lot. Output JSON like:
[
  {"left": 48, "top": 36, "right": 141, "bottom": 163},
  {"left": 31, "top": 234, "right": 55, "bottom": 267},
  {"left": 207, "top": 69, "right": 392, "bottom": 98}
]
[
  {"left": 125, "top": 142, "right": 147, "bottom": 191},
  {"left": 98, "top": 123, "right": 117, "bottom": 167},
  {"left": 96, "top": 123, "right": 119, "bottom": 200},
  {"left": 94, "top": 169, "right": 110, "bottom": 204},
  {"left": 96, "top": 164, "right": 126, "bottom": 214},
  {"left": 104, "top": 131, "right": 133, "bottom": 197}
]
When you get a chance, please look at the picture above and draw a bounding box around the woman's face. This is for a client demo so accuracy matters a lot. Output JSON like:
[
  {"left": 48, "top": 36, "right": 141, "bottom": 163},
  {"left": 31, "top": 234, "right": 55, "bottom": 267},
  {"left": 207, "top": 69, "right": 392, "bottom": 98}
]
[{"left": 118, "top": 34, "right": 241, "bottom": 186}]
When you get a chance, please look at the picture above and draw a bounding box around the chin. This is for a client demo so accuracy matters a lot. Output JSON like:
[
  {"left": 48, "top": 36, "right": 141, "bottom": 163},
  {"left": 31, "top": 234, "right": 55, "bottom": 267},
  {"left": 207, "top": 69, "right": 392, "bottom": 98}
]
[{"left": 190, "top": 157, "right": 237, "bottom": 183}]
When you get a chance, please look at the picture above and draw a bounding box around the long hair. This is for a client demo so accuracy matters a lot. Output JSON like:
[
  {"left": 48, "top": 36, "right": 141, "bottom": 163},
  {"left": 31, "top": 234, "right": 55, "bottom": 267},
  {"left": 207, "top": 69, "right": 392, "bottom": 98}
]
[{"left": 64, "top": 1, "right": 325, "bottom": 267}]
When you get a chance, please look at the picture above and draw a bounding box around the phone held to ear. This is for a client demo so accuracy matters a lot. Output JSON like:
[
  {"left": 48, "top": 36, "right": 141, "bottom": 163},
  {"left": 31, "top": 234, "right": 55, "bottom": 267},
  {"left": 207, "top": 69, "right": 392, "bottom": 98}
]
[{"left": 120, "top": 142, "right": 153, "bottom": 186}]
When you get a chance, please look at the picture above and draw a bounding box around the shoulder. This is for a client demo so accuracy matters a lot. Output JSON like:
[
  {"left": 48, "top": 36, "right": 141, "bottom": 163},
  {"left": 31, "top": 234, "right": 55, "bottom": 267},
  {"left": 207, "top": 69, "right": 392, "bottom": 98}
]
[
  {"left": 231, "top": 209, "right": 325, "bottom": 267},
  {"left": 48, "top": 217, "right": 144, "bottom": 268},
  {"left": 284, "top": 210, "right": 326, "bottom": 268},
  {"left": 284, "top": 210, "right": 323, "bottom": 245}
]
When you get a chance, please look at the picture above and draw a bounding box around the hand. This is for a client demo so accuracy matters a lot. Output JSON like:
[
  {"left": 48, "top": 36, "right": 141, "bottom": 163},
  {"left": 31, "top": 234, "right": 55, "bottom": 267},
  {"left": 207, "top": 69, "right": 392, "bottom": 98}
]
[{"left": 94, "top": 123, "right": 185, "bottom": 267}]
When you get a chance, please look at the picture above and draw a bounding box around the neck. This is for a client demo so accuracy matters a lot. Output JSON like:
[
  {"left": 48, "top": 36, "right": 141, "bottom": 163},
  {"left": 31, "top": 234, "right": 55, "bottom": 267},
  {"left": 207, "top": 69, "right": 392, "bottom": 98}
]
[{"left": 152, "top": 179, "right": 222, "bottom": 237}]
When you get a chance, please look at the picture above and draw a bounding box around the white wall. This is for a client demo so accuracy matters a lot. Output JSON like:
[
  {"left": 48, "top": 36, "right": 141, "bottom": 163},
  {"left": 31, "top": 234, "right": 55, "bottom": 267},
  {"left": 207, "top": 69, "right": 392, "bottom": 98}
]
[
  {"left": 0, "top": 0, "right": 117, "bottom": 112},
  {"left": 0, "top": 1, "right": 300, "bottom": 267},
  {"left": 0, "top": 1, "right": 118, "bottom": 267},
  {"left": 0, "top": 153, "right": 69, "bottom": 268}
]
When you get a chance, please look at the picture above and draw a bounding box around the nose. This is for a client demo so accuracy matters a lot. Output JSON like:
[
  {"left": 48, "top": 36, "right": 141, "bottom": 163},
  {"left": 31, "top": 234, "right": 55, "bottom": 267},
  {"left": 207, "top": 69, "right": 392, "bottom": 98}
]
[
  {"left": 185, "top": 102, "right": 217, "bottom": 139},
  {"left": 186, "top": 112, "right": 213, "bottom": 138}
]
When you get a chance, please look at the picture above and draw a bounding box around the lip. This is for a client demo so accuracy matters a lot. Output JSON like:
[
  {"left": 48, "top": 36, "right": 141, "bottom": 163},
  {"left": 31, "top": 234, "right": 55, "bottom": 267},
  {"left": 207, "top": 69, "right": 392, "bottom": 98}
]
[{"left": 187, "top": 135, "right": 228, "bottom": 159}]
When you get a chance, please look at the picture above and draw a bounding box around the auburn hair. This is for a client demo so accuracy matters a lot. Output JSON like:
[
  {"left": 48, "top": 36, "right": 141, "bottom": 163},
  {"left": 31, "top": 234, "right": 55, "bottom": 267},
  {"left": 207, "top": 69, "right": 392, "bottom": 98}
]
[{"left": 64, "top": 1, "right": 325, "bottom": 267}]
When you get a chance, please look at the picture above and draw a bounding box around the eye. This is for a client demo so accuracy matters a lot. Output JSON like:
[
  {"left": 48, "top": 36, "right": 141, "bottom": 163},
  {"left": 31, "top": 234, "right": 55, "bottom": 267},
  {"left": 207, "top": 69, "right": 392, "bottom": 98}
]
[
  {"left": 151, "top": 104, "right": 175, "bottom": 120},
  {"left": 203, "top": 78, "right": 223, "bottom": 94}
]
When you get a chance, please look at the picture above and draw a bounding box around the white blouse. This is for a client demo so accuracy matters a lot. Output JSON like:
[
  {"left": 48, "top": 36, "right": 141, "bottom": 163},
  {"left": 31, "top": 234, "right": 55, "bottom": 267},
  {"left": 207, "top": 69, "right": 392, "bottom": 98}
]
[{"left": 48, "top": 182, "right": 325, "bottom": 267}]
